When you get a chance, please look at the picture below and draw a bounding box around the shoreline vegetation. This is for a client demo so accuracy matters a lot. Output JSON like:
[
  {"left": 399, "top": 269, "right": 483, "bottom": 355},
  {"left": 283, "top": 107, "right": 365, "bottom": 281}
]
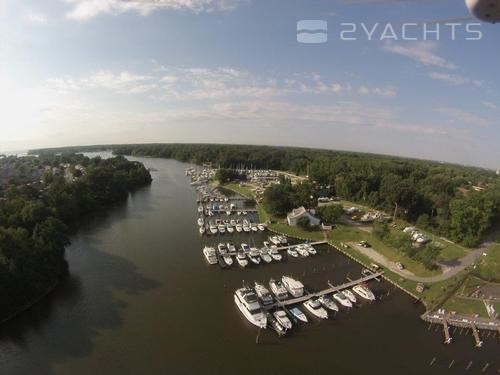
[
  {"left": 27, "top": 143, "right": 499, "bottom": 320},
  {"left": 0, "top": 153, "right": 152, "bottom": 323}
]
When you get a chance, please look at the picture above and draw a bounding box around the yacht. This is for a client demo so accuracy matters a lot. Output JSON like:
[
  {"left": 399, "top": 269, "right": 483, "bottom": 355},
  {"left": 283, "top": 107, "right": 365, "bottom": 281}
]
[
  {"left": 287, "top": 247, "right": 299, "bottom": 258},
  {"left": 235, "top": 224, "right": 243, "bottom": 232},
  {"left": 333, "top": 292, "right": 353, "bottom": 308},
  {"left": 240, "top": 243, "right": 250, "bottom": 253},
  {"left": 202, "top": 246, "right": 218, "bottom": 265},
  {"left": 223, "top": 254, "right": 233, "bottom": 266},
  {"left": 273, "top": 310, "right": 292, "bottom": 330},
  {"left": 289, "top": 307, "right": 308, "bottom": 323},
  {"left": 251, "top": 224, "right": 258, "bottom": 232},
  {"left": 269, "top": 236, "right": 281, "bottom": 245},
  {"left": 226, "top": 225, "right": 234, "bottom": 233},
  {"left": 296, "top": 245, "right": 310, "bottom": 257},
  {"left": 318, "top": 295, "right": 339, "bottom": 312},
  {"left": 243, "top": 224, "right": 251, "bottom": 233},
  {"left": 218, "top": 224, "right": 226, "bottom": 234},
  {"left": 353, "top": 284, "right": 376, "bottom": 301},
  {"left": 278, "top": 235, "right": 288, "bottom": 245},
  {"left": 197, "top": 217, "right": 204, "bottom": 226},
  {"left": 282, "top": 276, "right": 304, "bottom": 298},
  {"left": 267, "top": 312, "right": 286, "bottom": 336},
  {"left": 260, "top": 248, "right": 273, "bottom": 263},
  {"left": 247, "top": 248, "right": 261, "bottom": 265},
  {"left": 257, "top": 224, "right": 265, "bottom": 231},
  {"left": 303, "top": 299, "right": 328, "bottom": 319},
  {"left": 269, "top": 247, "right": 282, "bottom": 261},
  {"left": 236, "top": 251, "right": 248, "bottom": 267},
  {"left": 199, "top": 226, "right": 206, "bottom": 235},
  {"left": 227, "top": 242, "right": 236, "bottom": 252},
  {"left": 304, "top": 243, "right": 317, "bottom": 255},
  {"left": 343, "top": 289, "right": 357, "bottom": 304},
  {"left": 254, "top": 282, "right": 274, "bottom": 305},
  {"left": 269, "top": 279, "right": 289, "bottom": 301},
  {"left": 217, "top": 243, "right": 228, "bottom": 255},
  {"left": 234, "top": 288, "right": 267, "bottom": 329},
  {"left": 209, "top": 224, "right": 218, "bottom": 235}
]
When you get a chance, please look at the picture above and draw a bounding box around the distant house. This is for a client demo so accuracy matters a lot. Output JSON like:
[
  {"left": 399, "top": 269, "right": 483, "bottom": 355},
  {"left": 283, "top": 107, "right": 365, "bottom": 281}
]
[{"left": 287, "top": 206, "right": 321, "bottom": 226}]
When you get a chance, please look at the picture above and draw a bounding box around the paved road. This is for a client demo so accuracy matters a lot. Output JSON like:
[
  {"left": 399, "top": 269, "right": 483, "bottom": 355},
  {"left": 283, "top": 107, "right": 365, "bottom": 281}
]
[{"left": 349, "top": 242, "right": 492, "bottom": 283}]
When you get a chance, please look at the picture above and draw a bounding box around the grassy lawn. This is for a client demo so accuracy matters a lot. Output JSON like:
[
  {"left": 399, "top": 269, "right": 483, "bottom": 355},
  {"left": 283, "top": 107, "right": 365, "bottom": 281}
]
[
  {"left": 456, "top": 275, "right": 486, "bottom": 297},
  {"left": 256, "top": 204, "right": 269, "bottom": 223},
  {"left": 268, "top": 223, "right": 325, "bottom": 242},
  {"left": 475, "top": 243, "right": 500, "bottom": 282},
  {"left": 442, "top": 296, "right": 489, "bottom": 317},
  {"left": 222, "top": 182, "right": 255, "bottom": 199}
]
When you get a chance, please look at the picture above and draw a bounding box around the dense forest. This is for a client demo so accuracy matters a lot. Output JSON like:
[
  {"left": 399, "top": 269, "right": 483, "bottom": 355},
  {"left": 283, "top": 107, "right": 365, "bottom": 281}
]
[
  {"left": 30, "top": 144, "right": 500, "bottom": 247},
  {"left": 0, "top": 154, "right": 151, "bottom": 320}
]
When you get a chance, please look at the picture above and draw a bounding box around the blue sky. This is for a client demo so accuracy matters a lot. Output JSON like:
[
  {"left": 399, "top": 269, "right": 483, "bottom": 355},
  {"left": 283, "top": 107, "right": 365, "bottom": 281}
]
[{"left": 1, "top": 0, "right": 499, "bottom": 168}]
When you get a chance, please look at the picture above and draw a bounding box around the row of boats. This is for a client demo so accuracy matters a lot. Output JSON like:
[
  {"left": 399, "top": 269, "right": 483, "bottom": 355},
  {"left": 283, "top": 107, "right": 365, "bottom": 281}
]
[
  {"left": 198, "top": 203, "right": 249, "bottom": 217},
  {"left": 198, "top": 218, "right": 266, "bottom": 235},
  {"left": 234, "top": 276, "right": 376, "bottom": 333}
]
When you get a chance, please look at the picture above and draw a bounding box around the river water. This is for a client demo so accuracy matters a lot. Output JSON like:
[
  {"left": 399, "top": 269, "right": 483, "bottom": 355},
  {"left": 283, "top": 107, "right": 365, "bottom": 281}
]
[{"left": 0, "top": 156, "right": 498, "bottom": 375}]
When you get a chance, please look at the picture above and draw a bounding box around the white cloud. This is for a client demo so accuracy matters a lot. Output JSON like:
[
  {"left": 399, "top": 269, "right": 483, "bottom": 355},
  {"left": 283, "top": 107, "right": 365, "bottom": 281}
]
[
  {"left": 26, "top": 12, "right": 47, "bottom": 24},
  {"left": 383, "top": 41, "right": 457, "bottom": 70},
  {"left": 482, "top": 101, "right": 498, "bottom": 110},
  {"left": 436, "top": 107, "right": 491, "bottom": 127},
  {"left": 429, "top": 72, "right": 482, "bottom": 87},
  {"left": 64, "top": 0, "right": 239, "bottom": 20}
]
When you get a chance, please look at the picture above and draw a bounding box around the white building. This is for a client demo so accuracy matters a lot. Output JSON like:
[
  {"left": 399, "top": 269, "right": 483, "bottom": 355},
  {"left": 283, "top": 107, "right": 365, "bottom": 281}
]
[{"left": 287, "top": 206, "right": 321, "bottom": 226}]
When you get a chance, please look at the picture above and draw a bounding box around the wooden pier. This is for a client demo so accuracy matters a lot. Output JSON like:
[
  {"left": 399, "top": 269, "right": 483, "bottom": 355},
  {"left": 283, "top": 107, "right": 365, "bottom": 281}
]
[
  {"left": 226, "top": 241, "right": 328, "bottom": 256},
  {"left": 265, "top": 271, "right": 384, "bottom": 309}
]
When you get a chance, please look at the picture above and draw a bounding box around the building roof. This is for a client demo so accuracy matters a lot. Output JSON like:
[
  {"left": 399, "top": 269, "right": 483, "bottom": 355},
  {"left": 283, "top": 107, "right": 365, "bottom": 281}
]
[{"left": 287, "top": 206, "right": 308, "bottom": 220}]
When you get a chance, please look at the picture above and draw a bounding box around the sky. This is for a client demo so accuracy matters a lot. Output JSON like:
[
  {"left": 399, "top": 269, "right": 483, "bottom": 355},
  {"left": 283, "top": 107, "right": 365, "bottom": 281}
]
[{"left": 0, "top": 0, "right": 499, "bottom": 168}]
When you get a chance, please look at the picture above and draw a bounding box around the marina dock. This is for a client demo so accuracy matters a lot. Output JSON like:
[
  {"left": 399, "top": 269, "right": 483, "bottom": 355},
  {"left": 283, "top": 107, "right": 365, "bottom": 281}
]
[{"left": 265, "top": 271, "right": 384, "bottom": 309}]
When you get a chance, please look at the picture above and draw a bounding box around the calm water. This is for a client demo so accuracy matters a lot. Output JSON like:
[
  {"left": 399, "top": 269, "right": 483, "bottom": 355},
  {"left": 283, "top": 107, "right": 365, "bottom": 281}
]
[{"left": 0, "top": 157, "right": 498, "bottom": 375}]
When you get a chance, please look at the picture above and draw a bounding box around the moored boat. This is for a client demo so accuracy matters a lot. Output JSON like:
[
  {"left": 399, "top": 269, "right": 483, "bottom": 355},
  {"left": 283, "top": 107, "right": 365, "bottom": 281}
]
[
  {"left": 202, "top": 246, "right": 218, "bottom": 265},
  {"left": 318, "top": 295, "right": 339, "bottom": 312},
  {"left": 282, "top": 276, "right": 304, "bottom": 297},
  {"left": 259, "top": 248, "right": 273, "bottom": 263},
  {"left": 254, "top": 282, "right": 274, "bottom": 305},
  {"left": 343, "top": 289, "right": 357, "bottom": 304},
  {"left": 352, "top": 284, "right": 376, "bottom": 301},
  {"left": 303, "top": 299, "right": 328, "bottom": 319},
  {"left": 333, "top": 292, "right": 353, "bottom": 308},
  {"left": 289, "top": 307, "right": 308, "bottom": 323},
  {"left": 273, "top": 310, "right": 292, "bottom": 330},
  {"left": 234, "top": 287, "right": 267, "bottom": 329},
  {"left": 236, "top": 251, "right": 248, "bottom": 267},
  {"left": 269, "top": 278, "right": 289, "bottom": 301},
  {"left": 269, "top": 247, "right": 282, "bottom": 261}
]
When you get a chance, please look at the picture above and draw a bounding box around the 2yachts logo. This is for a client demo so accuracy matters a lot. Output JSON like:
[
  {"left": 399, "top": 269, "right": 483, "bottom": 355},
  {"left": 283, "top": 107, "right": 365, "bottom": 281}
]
[{"left": 297, "top": 20, "right": 483, "bottom": 43}]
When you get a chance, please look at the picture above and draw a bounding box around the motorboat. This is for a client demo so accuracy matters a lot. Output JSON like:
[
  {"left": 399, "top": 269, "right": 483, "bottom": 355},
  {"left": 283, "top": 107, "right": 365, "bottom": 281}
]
[
  {"left": 287, "top": 247, "right": 299, "bottom": 258},
  {"left": 236, "top": 251, "right": 248, "bottom": 267},
  {"left": 237, "top": 211, "right": 242, "bottom": 215},
  {"left": 230, "top": 219, "right": 236, "bottom": 226},
  {"left": 289, "top": 307, "right": 308, "bottom": 323},
  {"left": 257, "top": 224, "right": 265, "bottom": 231},
  {"left": 318, "top": 295, "right": 339, "bottom": 312},
  {"left": 235, "top": 224, "right": 243, "bottom": 232},
  {"left": 197, "top": 217, "right": 204, "bottom": 226},
  {"left": 227, "top": 242, "right": 236, "bottom": 252},
  {"left": 217, "top": 243, "right": 228, "bottom": 255},
  {"left": 343, "top": 289, "right": 357, "bottom": 304},
  {"left": 226, "top": 210, "right": 232, "bottom": 216},
  {"left": 269, "top": 236, "right": 281, "bottom": 245},
  {"left": 269, "top": 247, "right": 282, "bottom": 261},
  {"left": 209, "top": 224, "right": 218, "bottom": 235},
  {"left": 218, "top": 225, "right": 226, "bottom": 234},
  {"left": 259, "top": 248, "right": 273, "bottom": 263},
  {"left": 240, "top": 243, "right": 250, "bottom": 253},
  {"left": 227, "top": 225, "right": 234, "bottom": 233},
  {"left": 247, "top": 248, "right": 261, "bottom": 265},
  {"left": 199, "top": 226, "right": 205, "bottom": 235},
  {"left": 282, "top": 276, "right": 304, "bottom": 298},
  {"left": 234, "top": 288, "right": 267, "bottom": 329},
  {"left": 202, "top": 246, "right": 218, "bottom": 265},
  {"left": 263, "top": 241, "right": 271, "bottom": 249},
  {"left": 254, "top": 282, "right": 274, "bottom": 305},
  {"left": 223, "top": 254, "right": 233, "bottom": 266},
  {"left": 242, "top": 211, "right": 248, "bottom": 215},
  {"left": 273, "top": 310, "right": 292, "bottom": 330},
  {"left": 243, "top": 225, "right": 251, "bottom": 233},
  {"left": 303, "top": 299, "right": 328, "bottom": 319},
  {"left": 333, "top": 292, "right": 353, "bottom": 308},
  {"left": 304, "top": 243, "right": 317, "bottom": 255},
  {"left": 353, "top": 284, "right": 376, "bottom": 301},
  {"left": 278, "top": 235, "right": 288, "bottom": 245},
  {"left": 251, "top": 224, "right": 258, "bottom": 232},
  {"left": 197, "top": 205, "right": 203, "bottom": 213},
  {"left": 267, "top": 312, "right": 286, "bottom": 336},
  {"left": 269, "top": 279, "right": 289, "bottom": 301},
  {"left": 296, "top": 245, "right": 310, "bottom": 257}
]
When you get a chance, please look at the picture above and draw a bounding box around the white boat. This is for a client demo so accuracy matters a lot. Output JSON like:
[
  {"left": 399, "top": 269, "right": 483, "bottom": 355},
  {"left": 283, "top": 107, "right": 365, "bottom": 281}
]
[
  {"left": 273, "top": 310, "right": 292, "bottom": 330},
  {"left": 333, "top": 292, "right": 353, "bottom": 308},
  {"left": 303, "top": 299, "right": 328, "bottom": 319},
  {"left": 202, "top": 246, "right": 218, "bottom": 265},
  {"left": 230, "top": 219, "right": 237, "bottom": 226},
  {"left": 227, "top": 225, "right": 234, "bottom": 233},
  {"left": 318, "top": 295, "right": 339, "bottom": 312},
  {"left": 236, "top": 251, "right": 248, "bottom": 267},
  {"left": 209, "top": 224, "right": 218, "bottom": 234},
  {"left": 254, "top": 282, "right": 274, "bottom": 305},
  {"left": 197, "top": 206, "right": 203, "bottom": 213},
  {"left": 296, "top": 245, "right": 310, "bottom": 257},
  {"left": 251, "top": 224, "right": 258, "bottom": 232},
  {"left": 263, "top": 241, "right": 271, "bottom": 249},
  {"left": 240, "top": 243, "right": 250, "bottom": 253},
  {"left": 289, "top": 307, "right": 308, "bottom": 323},
  {"left": 269, "top": 279, "right": 289, "bottom": 301},
  {"left": 218, "top": 225, "right": 226, "bottom": 234},
  {"left": 260, "top": 248, "right": 273, "bottom": 263},
  {"left": 282, "top": 276, "right": 304, "bottom": 298},
  {"left": 243, "top": 225, "right": 251, "bottom": 233},
  {"left": 234, "top": 288, "right": 267, "bottom": 329},
  {"left": 353, "top": 284, "right": 376, "bottom": 301},
  {"left": 226, "top": 210, "right": 231, "bottom": 216},
  {"left": 242, "top": 211, "right": 248, "bottom": 215},
  {"left": 270, "top": 247, "right": 282, "bottom": 261},
  {"left": 257, "top": 224, "right": 265, "bottom": 231},
  {"left": 287, "top": 247, "right": 299, "bottom": 258},
  {"left": 199, "top": 226, "right": 205, "bottom": 235},
  {"left": 237, "top": 211, "right": 242, "bottom": 215},
  {"left": 278, "top": 235, "right": 288, "bottom": 245},
  {"left": 247, "top": 248, "right": 261, "bottom": 264},
  {"left": 267, "top": 312, "right": 286, "bottom": 336},
  {"left": 269, "top": 236, "right": 281, "bottom": 245},
  {"left": 218, "top": 243, "right": 228, "bottom": 255},
  {"left": 197, "top": 218, "right": 204, "bottom": 226},
  {"left": 343, "top": 289, "right": 357, "bottom": 304},
  {"left": 227, "top": 242, "right": 236, "bottom": 252},
  {"left": 235, "top": 224, "right": 243, "bottom": 232},
  {"left": 223, "top": 254, "right": 233, "bottom": 266},
  {"left": 304, "top": 243, "right": 317, "bottom": 255}
]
